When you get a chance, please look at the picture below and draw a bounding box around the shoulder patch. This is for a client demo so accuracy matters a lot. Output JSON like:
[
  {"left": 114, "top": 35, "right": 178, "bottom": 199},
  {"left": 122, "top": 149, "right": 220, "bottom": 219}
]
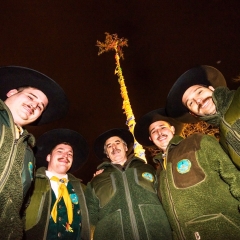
[
  {"left": 70, "top": 193, "right": 79, "bottom": 204},
  {"left": 142, "top": 172, "right": 154, "bottom": 182}
]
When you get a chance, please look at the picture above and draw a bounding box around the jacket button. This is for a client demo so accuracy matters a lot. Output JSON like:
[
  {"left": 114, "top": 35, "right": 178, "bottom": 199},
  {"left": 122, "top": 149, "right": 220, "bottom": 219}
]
[
  {"left": 58, "top": 232, "right": 61, "bottom": 237},
  {"left": 59, "top": 205, "right": 62, "bottom": 208},
  {"left": 58, "top": 217, "right": 62, "bottom": 221},
  {"left": 77, "top": 210, "right": 81, "bottom": 215}
]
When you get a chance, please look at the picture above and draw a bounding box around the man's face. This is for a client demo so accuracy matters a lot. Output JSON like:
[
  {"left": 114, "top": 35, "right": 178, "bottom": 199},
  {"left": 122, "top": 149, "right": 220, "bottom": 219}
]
[
  {"left": 182, "top": 85, "right": 216, "bottom": 117},
  {"left": 4, "top": 87, "right": 48, "bottom": 126},
  {"left": 105, "top": 136, "right": 128, "bottom": 165},
  {"left": 47, "top": 143, "right": 73, "bottom": 175},
  {"left": 149, "top": 120, "right": 175, "bottom": 152}
]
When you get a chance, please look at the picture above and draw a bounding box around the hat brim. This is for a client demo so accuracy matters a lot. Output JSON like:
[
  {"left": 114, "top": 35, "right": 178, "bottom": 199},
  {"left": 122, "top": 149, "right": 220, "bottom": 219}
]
[
  {"left": 94, "top": 128, "right": 134, "bottom": 161},
  {"left": 35, "top": 129, "right": 89, "bottom": 173},
  {"left": 166, "top": 65, "right": 226, "bottom": 122},
  {"left": 0, "top": 66, "right": 68, "bottom": 125},
  {"left": 134, "top": 108, "right": 184, "bottom": 146}
]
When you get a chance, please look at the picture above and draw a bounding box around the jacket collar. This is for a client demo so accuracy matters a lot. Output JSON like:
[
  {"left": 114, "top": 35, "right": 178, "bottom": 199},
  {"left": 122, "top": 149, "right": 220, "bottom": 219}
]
[
  {"left": 36, "top": 166, "right": 78, "bottom": 181},
  {"left": 153, "top": 135, "right": 183, "bottom": 163},
  {"left": 97, "top": 154, "right": 145, "bottom": 170},
  {"left": 199, "top": 86, "right": 234, "bottom": 126},
  {"left": 0, "top": 99, "right": 35, "bottom": 147}
]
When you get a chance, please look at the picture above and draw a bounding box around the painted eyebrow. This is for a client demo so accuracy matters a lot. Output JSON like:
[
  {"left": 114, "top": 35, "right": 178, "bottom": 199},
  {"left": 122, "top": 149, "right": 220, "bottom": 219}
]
[
  {"left": 29, "top": 93, "right": 45, "bottom": 109},
  {"left": 185, "top": 86, "right": 202, "bottom": 106}
]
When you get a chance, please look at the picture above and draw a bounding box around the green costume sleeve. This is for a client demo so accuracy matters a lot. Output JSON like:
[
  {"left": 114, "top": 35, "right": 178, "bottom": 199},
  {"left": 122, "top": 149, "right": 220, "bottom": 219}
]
[
  {"left": 201, "top": 135, "right": 240, "bottom": 201},
  {"left": 85, "top": 181, "right": 99, "bottom": 226}
]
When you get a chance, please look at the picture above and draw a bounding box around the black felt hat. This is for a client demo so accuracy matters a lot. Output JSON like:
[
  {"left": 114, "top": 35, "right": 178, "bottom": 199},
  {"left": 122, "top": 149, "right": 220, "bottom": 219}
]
[
  {"left": 134, "top": 108, "right": 184, "bottom": 146},
  {"left": 35, "top": 129, "right": 89, "bottom": 173},
  {"left": 94, "top": 128, "right": 134, "bottom": 161},
  {"left": 166, "top": 65, "right": 226, "bottom": 123},
  {"left": 0, "top": 66, "right": 69, "bottom": 125}
]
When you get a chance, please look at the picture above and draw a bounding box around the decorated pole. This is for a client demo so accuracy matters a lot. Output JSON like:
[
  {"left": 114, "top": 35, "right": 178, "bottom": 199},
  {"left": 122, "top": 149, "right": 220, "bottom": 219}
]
[{"left": 96, "top": 32, "right": 146, "bottom": 161}]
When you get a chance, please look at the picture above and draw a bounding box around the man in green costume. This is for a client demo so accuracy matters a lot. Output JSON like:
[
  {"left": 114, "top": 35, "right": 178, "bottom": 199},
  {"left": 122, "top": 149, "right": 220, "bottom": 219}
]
[
  {"left": 85, "top": 128, "right": 173, "bottom": 240},
  {"left": 166, "top": 65, "right": 240, "bottom": 169},
  {"left": 24, "top": 128, "right": 91, "bottom": 240},
  {"left": 134, "top": 107, "right": 240, "bottom": 240},
  {"left": 0, "top": 66, "right": 68, "bottom": 239}
]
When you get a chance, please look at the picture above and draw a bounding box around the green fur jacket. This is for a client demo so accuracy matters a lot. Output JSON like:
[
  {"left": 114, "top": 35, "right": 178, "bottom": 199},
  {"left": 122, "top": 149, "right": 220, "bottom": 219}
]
[
  {"left": 85, "top": 156, "right": 173, "bottom": 240},
  {"left": 0, "top": 100, "right": 35, "bottom": 240},
  {"left": 154, "top": 134, "right": 240, "bottom": 240},
  {"left": 24, "top": 167, "right": 91, "bottom": 240},
  {"left": 200, "top": 86, "right": 240, "bottom": 169}
]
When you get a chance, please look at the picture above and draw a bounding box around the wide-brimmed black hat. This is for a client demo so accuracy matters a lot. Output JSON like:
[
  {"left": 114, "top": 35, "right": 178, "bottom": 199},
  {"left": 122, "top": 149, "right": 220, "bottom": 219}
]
[
  {"left": 0, "top": 66, "right": 69, "bottom": 125},
  {"left": 94, "top": 128, "right": 134, "bottom": 161},
  {"left": 35, "top": 129, "right": 89, "bottom": 173},
  {"left": 134, "top": 108, "right": 184, "bottom": 147},
  {"left": 166, "top": 65, "right": 226, "bottom": 122}
]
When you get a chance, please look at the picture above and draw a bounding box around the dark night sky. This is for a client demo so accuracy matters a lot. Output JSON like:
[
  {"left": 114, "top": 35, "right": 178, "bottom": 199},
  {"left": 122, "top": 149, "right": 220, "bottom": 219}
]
[{"left": 0, "top": 1, "right": 240, "bottom": 183}]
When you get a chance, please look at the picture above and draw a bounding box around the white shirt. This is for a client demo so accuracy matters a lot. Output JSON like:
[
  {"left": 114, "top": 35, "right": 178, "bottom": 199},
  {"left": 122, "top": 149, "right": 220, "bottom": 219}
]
[{"left": 45, "top": 170, "right": 68, "bottom": 198}]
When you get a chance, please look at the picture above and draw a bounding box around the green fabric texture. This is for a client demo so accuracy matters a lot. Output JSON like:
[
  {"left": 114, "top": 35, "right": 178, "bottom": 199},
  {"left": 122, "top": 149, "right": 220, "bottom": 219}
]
[
  {"left": 85, "top": 156, "right": 173, "bottom": 240},
  {"left": 157, "top": 134, "right": 240, "bottom": 240},
  {"left": 24, "top": 167, "right": 91, "bottom": 240},
  {"left": 0, "top": 100, "right": 35, "bottom": 240},
  {"left": 200, "top": 86, "right": 240, "bottom": 169}
]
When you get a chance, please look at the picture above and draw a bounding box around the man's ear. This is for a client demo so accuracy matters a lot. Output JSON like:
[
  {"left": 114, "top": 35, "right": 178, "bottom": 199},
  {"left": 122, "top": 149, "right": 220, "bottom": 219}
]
[
  {"left": 170, "top": 126, "right": 175, "bottom": 134},
  {"left": 46, "top": 154, "right": 51, "bottom": 162},
  {"left": 149, "top": 136, "right": 153, "bottom": 141},
  {"left": 125, "top": 145, "right": 128, "bottom": 152},
  {"left": 208, "top": 86, "right": 215, "bottom": 91},
  {"left": 6, "top": 89, "right": 18, "bottom": 97}
]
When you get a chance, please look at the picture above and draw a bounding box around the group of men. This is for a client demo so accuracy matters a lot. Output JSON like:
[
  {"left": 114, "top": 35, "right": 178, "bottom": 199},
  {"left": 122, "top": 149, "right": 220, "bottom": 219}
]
[
  {"left": 0, "top": 64, "right": 239, "bottom": 240},
  {"left": 133, "top": 65, "right": 240, "bottom": 239}
]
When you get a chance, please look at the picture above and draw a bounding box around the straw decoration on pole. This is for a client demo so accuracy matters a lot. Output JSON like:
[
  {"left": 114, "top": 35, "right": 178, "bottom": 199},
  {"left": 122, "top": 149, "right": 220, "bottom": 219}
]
[{"left": 96, "top": 32, "right": 146, "bottom": 161}]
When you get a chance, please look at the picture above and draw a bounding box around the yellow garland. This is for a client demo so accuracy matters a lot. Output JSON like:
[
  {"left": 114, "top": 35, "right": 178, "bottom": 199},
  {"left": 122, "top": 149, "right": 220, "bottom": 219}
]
[
  {"left": 97, "top": 33, "right": 146, "bottom": 161},
  {"left": 115, "top": 53, "right": 146, "bottom": 160}
]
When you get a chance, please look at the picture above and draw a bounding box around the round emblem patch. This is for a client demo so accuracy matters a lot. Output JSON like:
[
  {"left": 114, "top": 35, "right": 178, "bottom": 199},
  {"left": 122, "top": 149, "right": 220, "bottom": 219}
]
[
  {"left": 70, "top": 193, "right": 79, "bottom": 204},
  {"left": 176, "top": 159, "right": 191, "bottom": 174},
  {"left": 142, "top": 172, "right": 154, "bottom": 182}
]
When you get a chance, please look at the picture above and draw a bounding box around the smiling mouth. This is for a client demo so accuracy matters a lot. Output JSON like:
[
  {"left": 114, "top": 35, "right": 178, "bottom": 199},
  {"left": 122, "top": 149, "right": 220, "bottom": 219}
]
[
  {"left": 58, "top": 159, "right": 70, "bottom": 164},
  {"left": 202, "top": 99, "right": 209, "bottom": 108},
  {"left": 23, "top": 104, "right": 33, "bottom": 115},
  {"left": 158, "top": 135, "right": 167, "bottom": 141},
  {"left": 198, "top": 97, "right": 211, "bottom": 112},
  {"left": 112, "top": 151, "right": 121, "bottom": 155}
]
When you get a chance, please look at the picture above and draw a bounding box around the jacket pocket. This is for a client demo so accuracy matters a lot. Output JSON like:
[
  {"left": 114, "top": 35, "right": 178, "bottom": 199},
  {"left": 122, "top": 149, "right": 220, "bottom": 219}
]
[
  {"left": 0, "top": 197, "right": 15, "bottom": 222},
  {"left": 185, "top": 213, "right": 240, "bottom": 240},
  {"left": 94, "top": 209, "right": 125, "bottom": 239},
  {"left": 93, "top": 173, "right": 117, "bottom": 208},
  {"left": 25, "top": 192, "right": 46, "bottom": 230},
  {"left": 139, "top": 204, "right": 172, "bottom": 240},
  {"left": 0, "top": 198, "right": 23, "bottom": 238}
]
